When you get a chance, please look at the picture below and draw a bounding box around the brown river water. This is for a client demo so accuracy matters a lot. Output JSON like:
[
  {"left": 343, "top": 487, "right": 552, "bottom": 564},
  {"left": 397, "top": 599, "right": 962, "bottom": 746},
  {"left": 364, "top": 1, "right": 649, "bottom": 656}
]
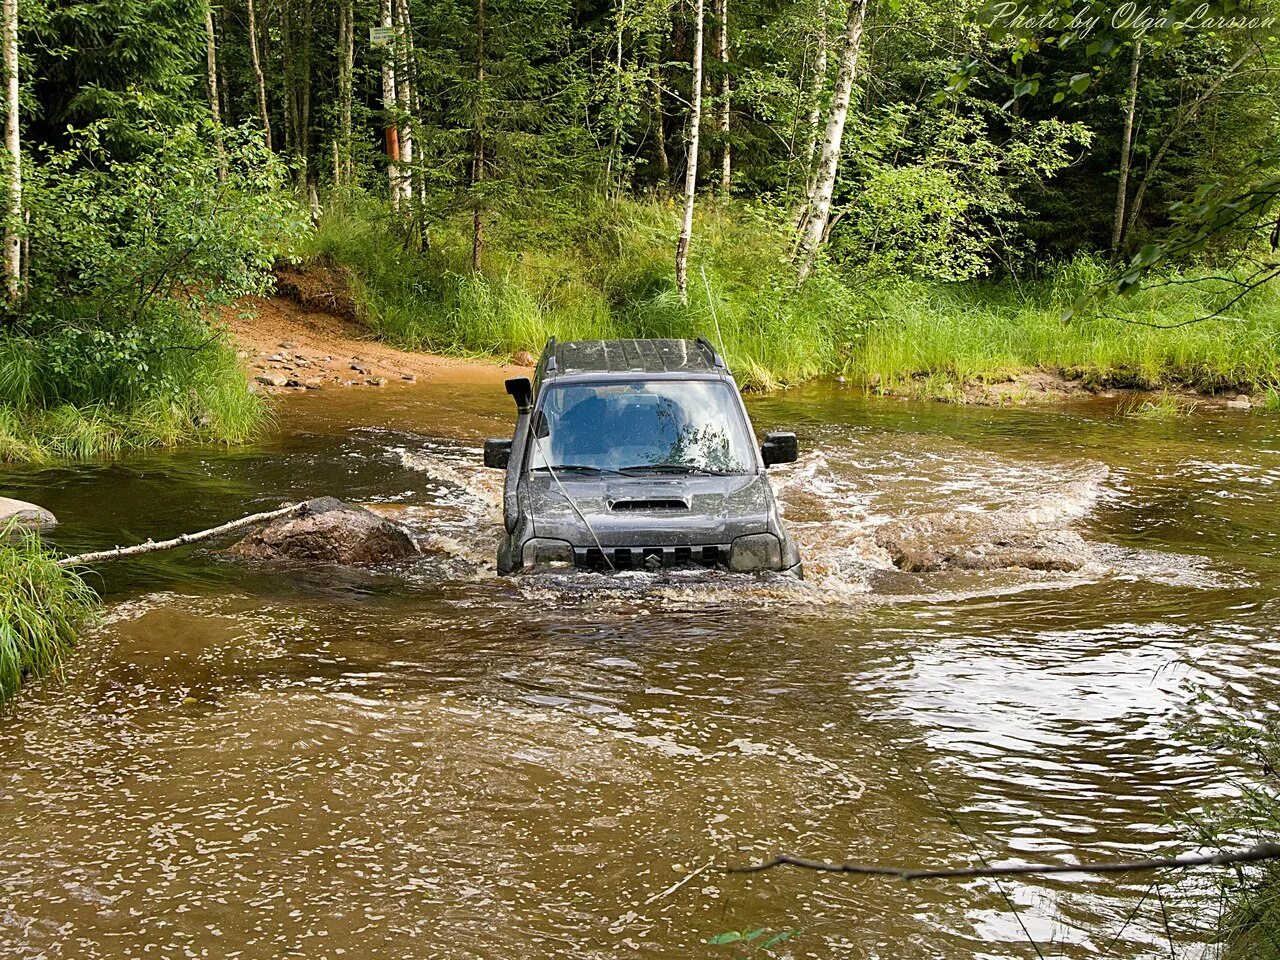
[{"left": 2, "top": 378, "right": 1278, "bottom": 959}]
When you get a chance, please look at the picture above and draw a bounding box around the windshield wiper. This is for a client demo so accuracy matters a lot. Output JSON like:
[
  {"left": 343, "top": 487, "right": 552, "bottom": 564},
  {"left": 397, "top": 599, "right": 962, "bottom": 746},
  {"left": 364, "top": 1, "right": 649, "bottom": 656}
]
[
  {"left": 531, "top": 464, "right": 617, "bottom": 475},
  {"left": 618, "top": 463, "right": 729, "bottom": 476}
]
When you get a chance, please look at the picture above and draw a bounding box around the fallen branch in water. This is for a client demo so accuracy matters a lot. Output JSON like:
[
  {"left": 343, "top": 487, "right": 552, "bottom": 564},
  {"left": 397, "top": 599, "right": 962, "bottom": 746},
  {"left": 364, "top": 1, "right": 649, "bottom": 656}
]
[
  {"left": 729, "top": 842, "right": 1280, "bottom": 879},
  {"left": 57, "top": 503, "right": 304, "bottom": 568}
]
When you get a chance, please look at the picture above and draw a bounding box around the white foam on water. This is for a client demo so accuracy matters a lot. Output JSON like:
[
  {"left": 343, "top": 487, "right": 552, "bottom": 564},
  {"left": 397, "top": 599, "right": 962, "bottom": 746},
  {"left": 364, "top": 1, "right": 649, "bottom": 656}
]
[{"left": 388, "top": 435, "right": 1223, "bottom": 610}]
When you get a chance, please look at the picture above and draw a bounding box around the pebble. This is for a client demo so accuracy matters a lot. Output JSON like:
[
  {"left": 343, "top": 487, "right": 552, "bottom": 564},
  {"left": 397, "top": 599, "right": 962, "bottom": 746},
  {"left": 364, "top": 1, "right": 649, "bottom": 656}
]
[
  {"left": 401, "top": 374, "right": 417, "bottom": 383},
  {"left": 255, "top": 373, "right": 288, "bottom": 387},
  {"left": 279, "top": 341, "right": 297, "bottom": 349},
  {"left": 1226, "top": 399, "right": 1252, "bottom": 410},
  {"left": 367, "top": 377, "right": 387, "bottom": 387},
  {"left": 268, "top": 354, "right": 286, "bottom": 363}
]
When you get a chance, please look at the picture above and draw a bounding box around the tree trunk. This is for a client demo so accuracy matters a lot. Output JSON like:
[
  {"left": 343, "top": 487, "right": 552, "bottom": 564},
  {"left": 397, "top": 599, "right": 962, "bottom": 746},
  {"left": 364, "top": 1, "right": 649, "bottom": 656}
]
[
  {"left": 471, "top": 0, "right": 486, "bottom": 272},
  {"left": 204, "top": 2, "right": 227, "bottom": 180},
  {"left": 675, "top": 0, "right": 704, "bottom": 305},
  {"left": 246, "top": 0, "right": 272, "bottom": 152},
  {"left": 394, "top": 0, "right": 416, "bottom": 208},
  {"left": 796, "top": 0, "right": 829, "bottom": 227},
  {"left": 379, "top": 0, "right": 401, "bottom": 209},
  {"left": 2, "top": 0, "right": 18, "bottom": 302},
  {"left": 651, "top": 56, "right": 670, "bottom": 185},
  {"left": 716, "top": 0, "right": 730, "bottom": 196},
  {"left": 795, "top": 0, "right": 868, "bottom": 282},
  {"left": 606, "top": 0, "right": 626, "bottom": 193},
  {"left": 337, "top": 0, "right": 354, "bottom": 185},
  {"left": 1110, "top": 40, "right": 1142, "bottom": 262}
]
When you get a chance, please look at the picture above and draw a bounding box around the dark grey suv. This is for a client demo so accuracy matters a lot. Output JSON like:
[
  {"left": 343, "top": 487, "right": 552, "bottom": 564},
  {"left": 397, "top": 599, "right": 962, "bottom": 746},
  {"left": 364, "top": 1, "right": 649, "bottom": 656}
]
[{"left": 483, "top": 338, "right": 803, "bottom": 576}]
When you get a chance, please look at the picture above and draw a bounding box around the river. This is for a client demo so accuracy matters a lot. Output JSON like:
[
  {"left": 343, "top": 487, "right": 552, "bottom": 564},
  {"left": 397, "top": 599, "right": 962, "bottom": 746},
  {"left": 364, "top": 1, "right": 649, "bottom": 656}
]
[{"left": 3, "top": 376, "right": 1278, "bottom": 959}]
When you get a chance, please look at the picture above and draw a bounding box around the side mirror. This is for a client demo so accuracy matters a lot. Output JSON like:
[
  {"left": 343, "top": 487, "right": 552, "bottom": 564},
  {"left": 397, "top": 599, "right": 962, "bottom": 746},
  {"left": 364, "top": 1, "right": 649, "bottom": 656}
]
[
  {"left": 484, "top": 438, "right": 512, "bottom": 469},
  {"left": 505, "top": 377, "right": 533, "bottom": 413},
  {"left": 761, "top": 431, "right": 799, "bottom": 467}
]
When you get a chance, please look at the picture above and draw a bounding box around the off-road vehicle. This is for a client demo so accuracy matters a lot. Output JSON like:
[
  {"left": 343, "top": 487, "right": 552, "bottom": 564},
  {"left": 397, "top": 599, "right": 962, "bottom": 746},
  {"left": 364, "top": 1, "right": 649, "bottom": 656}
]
[{"left": 483, "top": 338, "right": 803, "bottom": 576}]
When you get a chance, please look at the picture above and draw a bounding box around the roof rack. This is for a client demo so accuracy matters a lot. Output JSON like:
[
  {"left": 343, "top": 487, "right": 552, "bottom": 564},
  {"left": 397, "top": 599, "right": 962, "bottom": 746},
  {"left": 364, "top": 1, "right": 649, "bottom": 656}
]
[{"left": 695, "top": 336, "right": 726, "bottom": 369}]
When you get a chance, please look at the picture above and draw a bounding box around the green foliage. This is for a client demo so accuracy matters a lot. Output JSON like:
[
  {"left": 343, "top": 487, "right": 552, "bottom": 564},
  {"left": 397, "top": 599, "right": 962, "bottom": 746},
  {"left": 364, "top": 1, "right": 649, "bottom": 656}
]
[
  {"left": 0, "top": 529, "right": 97, "bottom": 703},
  {"left": 308, "top": 195, "right": 860, "bottom": 388},
  {"left": 0, "top": 122, "right": 301, "bottom": 461},
  {"left": 834, "top": 102, "right": 1093, "bottom": 280},
  {"left": 29, "top": 0, "right": 209, "bottom": 153},
  {"left": 706, "top": 927, "right": 796, "bottom": 953},
  {"left": 1124, "top": 391, "right": 1197, "bottom": 420},
  {"left": 1181, "top": 713, "right": 1280, "bottom": 960}
]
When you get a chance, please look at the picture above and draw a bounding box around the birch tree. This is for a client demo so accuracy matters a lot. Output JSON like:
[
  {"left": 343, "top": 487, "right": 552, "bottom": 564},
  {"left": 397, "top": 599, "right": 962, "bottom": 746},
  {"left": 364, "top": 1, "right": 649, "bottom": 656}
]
[
  {"left": 795, "top": 0, "right": 829, "bottom": 227},
  {"left": 795, "top": 0, "right": 868, "bottom": 282},
  {"left": 336, "top": 0, "right": 354, "bottom": 185},
  {"left": 1110, "top": 40, "right": 1142, "bottom": 262},
  {"left": 715, "top": 0, "right": 730, "bottom": 195},
  {"left": 246, "top": 0, "right": 272, "bottom": 152},
  {"left": 204, "top": 2, "right": 227, "bottom": 180},
  {"left": 471, "top": 0, "right": 487, "bottom": 271},
  {"left": 393, "top": 0, "right": 417, "bottom": 208},
  {"left": 379, "top": 0, "right": 402, "bottom": 209},
  {"left": 2, "top": 0, "right": 17, "bottom": 301},
  {"left": 675, "top": 0, "right": 704, "bottom": 305}
]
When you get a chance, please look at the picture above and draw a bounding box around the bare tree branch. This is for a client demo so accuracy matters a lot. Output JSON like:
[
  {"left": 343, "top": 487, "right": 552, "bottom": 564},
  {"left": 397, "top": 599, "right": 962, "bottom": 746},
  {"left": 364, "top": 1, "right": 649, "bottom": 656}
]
[
  {"left": 729, "top": 841, "right": 1280, "bottom": 879},
  {"left": 58, "top": 503, "right": 304, "bottom": 568}
]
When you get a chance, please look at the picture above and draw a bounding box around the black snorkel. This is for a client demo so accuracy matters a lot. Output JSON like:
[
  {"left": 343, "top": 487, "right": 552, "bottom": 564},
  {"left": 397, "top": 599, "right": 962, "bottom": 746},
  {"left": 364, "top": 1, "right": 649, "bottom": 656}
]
[{"left": 503, "top": 377, "right": 534, "bottom": 534}]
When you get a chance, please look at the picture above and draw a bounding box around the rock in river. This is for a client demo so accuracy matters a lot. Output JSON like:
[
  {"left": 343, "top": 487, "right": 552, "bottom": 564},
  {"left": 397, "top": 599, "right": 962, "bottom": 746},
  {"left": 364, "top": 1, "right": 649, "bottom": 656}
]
[
  {"left": 876, "top": 511, "right": 1091, "bottom": 573},
  {"left": 227, "top": 498, "right": 417, "bottom": 566},
  {"left": 0, "top": 496, "right": 57, "bottom": 534}
]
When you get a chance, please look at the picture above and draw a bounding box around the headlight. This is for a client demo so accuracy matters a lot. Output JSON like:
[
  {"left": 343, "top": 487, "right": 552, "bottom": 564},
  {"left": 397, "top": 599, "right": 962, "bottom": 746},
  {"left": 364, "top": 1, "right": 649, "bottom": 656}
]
[
  {"left": 522, "top": 538, "right": 575, "bottom": 568},
  {"left": 729, "top": 533, "right": 782, "bottom": 572}
]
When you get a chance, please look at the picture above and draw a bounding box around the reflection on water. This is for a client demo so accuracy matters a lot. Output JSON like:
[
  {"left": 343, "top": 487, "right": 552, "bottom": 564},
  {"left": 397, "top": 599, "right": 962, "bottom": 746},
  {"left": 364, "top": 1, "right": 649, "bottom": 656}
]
[{"left": 3, "top": 381, "right": 1279, "bottom": 959}]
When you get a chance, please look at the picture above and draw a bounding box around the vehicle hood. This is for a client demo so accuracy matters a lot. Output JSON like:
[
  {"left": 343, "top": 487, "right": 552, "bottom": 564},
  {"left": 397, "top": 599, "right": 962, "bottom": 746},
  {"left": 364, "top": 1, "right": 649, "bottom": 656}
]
[{"left": 525, "top": 473, "right": 774, "bottom": 547}]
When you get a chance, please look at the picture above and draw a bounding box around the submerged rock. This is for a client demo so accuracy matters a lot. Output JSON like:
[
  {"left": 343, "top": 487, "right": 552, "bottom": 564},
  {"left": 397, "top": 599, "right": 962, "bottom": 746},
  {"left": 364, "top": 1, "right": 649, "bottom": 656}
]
[
  {"left": 875, "top": 512, "right": 1091, "bottom": 573},
  {"left": 227, "top": 497, "right": 417, "bottom": 566},
  {"left": 0, "top": 497, "right": 57, "bottom": 534}
]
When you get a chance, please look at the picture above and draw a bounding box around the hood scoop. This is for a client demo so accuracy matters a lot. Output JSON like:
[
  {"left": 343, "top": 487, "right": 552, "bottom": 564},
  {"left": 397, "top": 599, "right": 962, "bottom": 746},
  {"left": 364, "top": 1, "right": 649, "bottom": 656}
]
[{"left": 608, "top": 497, "right": 690, "bottom": 512}]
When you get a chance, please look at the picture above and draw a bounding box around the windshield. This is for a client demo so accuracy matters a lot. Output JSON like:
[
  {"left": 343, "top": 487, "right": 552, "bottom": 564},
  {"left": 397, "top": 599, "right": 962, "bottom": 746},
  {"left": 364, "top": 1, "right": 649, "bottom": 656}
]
[{"left": 527, "top": 380, "right": 756, "bottom": 475}]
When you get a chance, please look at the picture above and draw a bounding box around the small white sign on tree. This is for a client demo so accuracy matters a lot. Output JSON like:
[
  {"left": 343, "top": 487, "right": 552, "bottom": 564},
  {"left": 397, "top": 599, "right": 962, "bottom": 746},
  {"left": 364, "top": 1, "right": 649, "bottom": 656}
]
[{"left": 369, "top": 25, "right": 395, "bottom": 46}]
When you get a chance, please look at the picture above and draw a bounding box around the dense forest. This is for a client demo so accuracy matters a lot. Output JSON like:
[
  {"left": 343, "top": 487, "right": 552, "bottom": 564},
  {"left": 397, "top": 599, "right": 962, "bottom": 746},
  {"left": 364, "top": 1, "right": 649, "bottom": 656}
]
[{"left": 0, "top": 0, "right": 1277, "bottom": 458}]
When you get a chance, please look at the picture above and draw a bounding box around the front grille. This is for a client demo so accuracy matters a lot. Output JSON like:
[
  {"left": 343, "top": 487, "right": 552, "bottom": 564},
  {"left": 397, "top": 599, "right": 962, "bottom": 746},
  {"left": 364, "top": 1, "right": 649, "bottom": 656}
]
[{"left": 574, "top": 544, "right": 729, "bottom": 571}]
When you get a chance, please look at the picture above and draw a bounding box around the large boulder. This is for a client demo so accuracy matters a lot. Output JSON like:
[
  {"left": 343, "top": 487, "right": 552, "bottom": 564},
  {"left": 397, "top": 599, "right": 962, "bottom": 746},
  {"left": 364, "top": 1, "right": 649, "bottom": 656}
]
[
  {"left": 875, "top": 511, "right": 1091, "bottom": 573},
  {"left": 0, "top": 497, "right": 57, "bottom": 534},
  {"left": 227, "top": 497, "right": 417, "bottom": 565}
]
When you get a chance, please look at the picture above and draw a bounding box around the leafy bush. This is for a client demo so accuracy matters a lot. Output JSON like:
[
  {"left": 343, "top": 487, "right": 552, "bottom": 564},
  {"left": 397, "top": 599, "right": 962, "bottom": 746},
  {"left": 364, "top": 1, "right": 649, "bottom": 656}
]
[{"left": 0, "top": 121, "right": 306, "bottom": 460}]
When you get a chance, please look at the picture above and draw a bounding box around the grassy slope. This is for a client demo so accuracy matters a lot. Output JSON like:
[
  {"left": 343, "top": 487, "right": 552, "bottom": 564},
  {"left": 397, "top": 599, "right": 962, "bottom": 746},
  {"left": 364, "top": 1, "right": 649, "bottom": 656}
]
[{"left": 311, "top": 196, "right": 1280, "bottom": 396}]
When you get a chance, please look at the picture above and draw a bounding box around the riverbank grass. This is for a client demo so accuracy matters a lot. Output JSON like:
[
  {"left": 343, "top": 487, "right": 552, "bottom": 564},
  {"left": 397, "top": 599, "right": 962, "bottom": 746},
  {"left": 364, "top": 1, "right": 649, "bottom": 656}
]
[
  {"left": 0, "top": 530, "right": 97, "bottom": 703},
  {"left": 308, "top": 197, "right": 1280, "bottom": 396},
  {"left": 854, "top": 266, "right": 1280, "bottom": 396},
  {"left": 306, "top": 196, "right": 857, "bottom": 389},
  {"left": 0, "top": 331, "right": 268, "bottom": 462}
]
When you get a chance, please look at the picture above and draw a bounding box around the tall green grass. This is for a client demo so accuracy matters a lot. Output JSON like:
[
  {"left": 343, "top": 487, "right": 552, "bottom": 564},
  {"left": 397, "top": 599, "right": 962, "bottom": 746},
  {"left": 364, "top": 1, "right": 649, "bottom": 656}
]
[
  {"left": 1212, "top": 724, "right": 1280, "bottom": 960},
  {"left": 0, "top": 529, "right": 97, "bottom": 703},
  {"left": 0, "top": 326, "right": 268, "bottom": 463},
  {"left": 854, "top": 260, "right": 1280, "bottom": 394},
  {"left": 307, "top": 195, "right": 1280, "bottom": 395},
  {"left": 306, "top": 195, "right": 859, "bottom": 389}
]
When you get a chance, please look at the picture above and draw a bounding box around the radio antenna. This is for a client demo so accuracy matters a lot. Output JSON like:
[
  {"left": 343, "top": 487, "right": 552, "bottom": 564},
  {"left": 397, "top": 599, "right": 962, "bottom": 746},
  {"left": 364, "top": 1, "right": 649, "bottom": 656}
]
[{"left": 534, "top": 434, "right": 614, "bottom": 571}]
